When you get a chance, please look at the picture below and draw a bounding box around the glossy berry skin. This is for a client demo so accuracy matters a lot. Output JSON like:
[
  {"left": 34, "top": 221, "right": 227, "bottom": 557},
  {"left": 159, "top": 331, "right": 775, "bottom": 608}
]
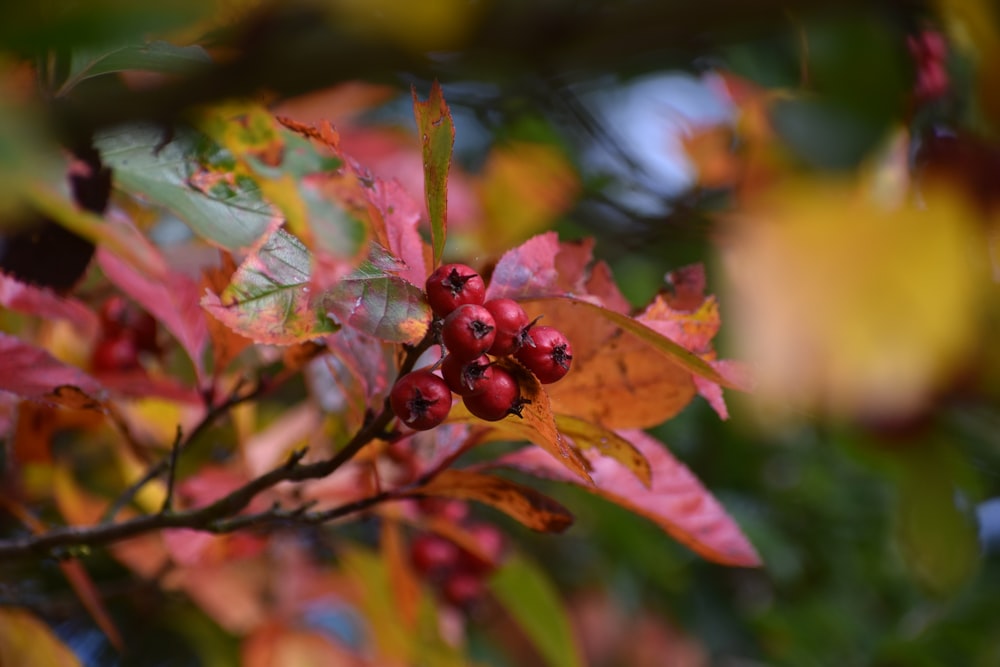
[
  {"left": 442, "top": 304, "right": 496, "bottom": 361},
  {"left": 441, "top": 354, "right": 494, "bottom": 396},
  {"left": 462, "top": 366, "right": 524, "bottom": 421},
  {"left": 483, "top": 298, "right": 532, "bottom": 356},
  {"left": 390, "top": 370, "right": 452, "bottom": 430},
  {"left": 515, "top": 325, "right": 572, "bottom": 384},
  {"left": 425, "top": 264, "right": 486, "bottom": 318}
]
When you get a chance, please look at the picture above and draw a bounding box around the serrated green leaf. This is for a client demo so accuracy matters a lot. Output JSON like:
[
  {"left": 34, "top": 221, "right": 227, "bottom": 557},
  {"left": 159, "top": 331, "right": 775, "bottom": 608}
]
[
  {"left": 59, "top": 41, "right": 210, "bottom": 96},
  {"left": 324, "top": 256, "right": 431, "bottom": 343},
  {"left": 488, "top": 555, "right": 585, "bottom": 667},
  {"left": 412, "top": 81, "right": 454, "bottom": 268},
  {"left": 202, "top": 229, "right": 338, "bottom": 344},
  {"left": 96, "top": 124, "right": 278, "bottom": 250}
]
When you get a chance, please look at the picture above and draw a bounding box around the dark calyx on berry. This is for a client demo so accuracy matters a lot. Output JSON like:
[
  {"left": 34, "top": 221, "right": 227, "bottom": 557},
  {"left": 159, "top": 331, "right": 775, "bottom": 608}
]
[
  {"left": 441, "top": 354, "right": 494, "bottom": 396},
  {"left": 462, "top": 366, "right": 530, "bottom": 421},
  {"left": 425, "top": 263, "right": 486, "bottom": 317},
  {"left": 390, "top": 370, "right": 452, "bottom": 430},
  {"left": 442, "top": 304, "right": 496, "bottom": 361}
]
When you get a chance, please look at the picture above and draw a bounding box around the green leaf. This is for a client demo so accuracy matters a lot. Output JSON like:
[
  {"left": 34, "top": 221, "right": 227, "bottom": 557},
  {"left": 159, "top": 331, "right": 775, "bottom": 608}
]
[
  {"left": 893, "top": 440, "right": 980, "bottom": 595},
  {"left": 488, "top": 555, "right": 585, "bottom": 667},
  {"left": 202, "top": 229, "right": 338, "bottom": 344},
  {"left": 96, "top": 124, "right": 279, "bottom": 250},
  {"left": 59, "top": 41, "right": 211, "bottom": 96},
  {"left": 412, "top": 81, "right": 454, "bottom": 268},
  {"left": 324, "top": 254, "right": 432, "bottom": 343}
]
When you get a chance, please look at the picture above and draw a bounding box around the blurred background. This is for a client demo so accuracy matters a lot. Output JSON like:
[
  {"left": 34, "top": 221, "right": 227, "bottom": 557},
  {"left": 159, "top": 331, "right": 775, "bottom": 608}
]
[{"left": 2, "top": 0, "right": 1000, "bottom": 665}]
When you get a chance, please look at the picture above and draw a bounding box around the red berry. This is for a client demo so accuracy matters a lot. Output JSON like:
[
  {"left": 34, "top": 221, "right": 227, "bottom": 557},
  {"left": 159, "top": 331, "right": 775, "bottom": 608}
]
[
  {"left": 410, "top": 533, "right": 460, "bottom": 574},
  {"left": 91, "top": 335, "right": 140, "bottom": 372},
  {"left": 425, "top": 264, "right": 486, "bottom": 318},
  {"left": 516, "top": 326, "right": 572, "bottom": 384},
  {"left": 456, "top": 523, "right": 505, "bottom": 575},
  {"left": 462, "top": 366, "right": 527, "bottom": 421},
  {"left": 483, "top": 298, "right": 533, "bottom": 356},
  {"left": 390, "top": 370, "right": 452, "bottom": 430},
  {"left": 442, "top": 304, "right": 496, "bottom": 361},
  {"left": 441, "top": 354, "right": 494, "bottom": 396},
  {"left": 441, "top": 571, "right": 484, "bottom": 607}
]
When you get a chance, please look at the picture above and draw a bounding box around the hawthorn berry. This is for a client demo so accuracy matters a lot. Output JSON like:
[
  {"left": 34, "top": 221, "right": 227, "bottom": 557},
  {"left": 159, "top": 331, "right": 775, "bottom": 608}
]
[
  {"left": 390, "top": 370, "right": 452, "bottom": 430},
  {"left": 462, "top": 366, "right": 526, "bottom": 421},
  {"left": 425, "top": 263, "right": 486, "bottom": 318},
  {"left": 441, "top": 353, "right": 494, "bottom": 396},
  {"left": 483, "top": 298, "right": 534, "bottom": 356},
  {"left": 410, "top": 533, "right": 460, "bottom": 575},
  {"left": 442, "top": 571, "right": 484, "bottom": 608},
  {"left": 515, "top": 325, "right": 572, "bottom": 384},
  {"left": 442, "top": 304, "right": 496, "bottom": 361}
]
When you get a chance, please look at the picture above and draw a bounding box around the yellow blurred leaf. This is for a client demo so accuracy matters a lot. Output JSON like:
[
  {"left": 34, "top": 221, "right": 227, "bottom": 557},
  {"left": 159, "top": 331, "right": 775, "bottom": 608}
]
[
  {"left": 723, "top": 178, "right": 986, "bottom": 419},
  {"left": 0, "top": 608, "right": 82, "bottom": 667},
  {"left": 480, "top": 142, "right": 579, "bottom": 253}
]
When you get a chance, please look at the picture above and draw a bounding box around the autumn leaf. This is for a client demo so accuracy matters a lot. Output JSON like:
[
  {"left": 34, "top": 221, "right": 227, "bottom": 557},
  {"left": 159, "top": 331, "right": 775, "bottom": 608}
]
[
  {"left": 553, "top": 414, "right": 651, "bottom": 487},
  {"left": 0, "top": 273, "right": 98, "bottom": 335},
  {"left": 98, "top": 247, "right": 209, "bottom": 382},
  {"left": 497, "top": 431, "right": 761, "bottom": 567},
  {"left": 410, "top": 469, "right": 574, "bottom": 533},
  {"left": 202, "top": 228, "right": 339, "bottom": 345},
  {"left": 97, "top": 124, "right": 281, "bottom": 251},
  {"left": 0, "top": 333, "right": 103, "bottom": 399},
  {"left": 448, "top": 358, "right": 593, "bottom": 484},
  {"left": 363, "top": 177, "right": 429, "bottom": 288},
  {"left": 243, "top": 621, "right": 367, "bottom": 667},
  {"left": 412, "top": 81, "right": 454, "bottom": 268},
  {"left": 0, "top": 608, "right": 82, "bottom": 667},
  {"left": 323, "top": 253, "right": 432, "bottom": 344}
]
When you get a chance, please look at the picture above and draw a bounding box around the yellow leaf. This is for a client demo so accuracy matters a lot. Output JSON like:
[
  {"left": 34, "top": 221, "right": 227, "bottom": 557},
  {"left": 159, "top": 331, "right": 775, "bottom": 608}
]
[
  {"left": 0, "top": 608, "right": 82, "bottom": 667},
  {"left": 723, "top": 177, "right": 986, "bottom": 419}
]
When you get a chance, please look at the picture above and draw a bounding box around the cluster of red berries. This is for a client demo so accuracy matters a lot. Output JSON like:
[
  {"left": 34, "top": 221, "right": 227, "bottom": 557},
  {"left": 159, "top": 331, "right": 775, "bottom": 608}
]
[
  {"left": 91, "top": 296, "right": 160, "bottom": 372},
  {"left": 390, "top": 263, "right": 573, "bottom": 431},
  {"left": 409, "top": 502, "right": 504, "bottom": 608}
]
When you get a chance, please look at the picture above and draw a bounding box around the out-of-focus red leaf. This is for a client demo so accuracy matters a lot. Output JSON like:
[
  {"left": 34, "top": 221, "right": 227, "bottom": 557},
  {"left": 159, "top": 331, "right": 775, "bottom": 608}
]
[
  {"left": 0, "top": 273, "right": 98, "bottom": 334},
  {"left": 485, "top": 231, "right": 562, "bottom": 300},
  {"left": 98, "top": 248, "right": 209, "bottom": 382},
  {"left": 0, "top": 608, "right": 83, "bottom": 667},
  {"left": 410, "top": 469, "right": 574, "bottom": 533},
  {"left": 323, "top": 255, "right": 432, "bottom": 344},
  {"left": 0, "top": 333, "right": 103, "bottom": 399},
  {"left": 412, "top": 81, "right": 455, "bottom": 268},
  {"left": 93, "top": 370, "right": 203, "bottom": 403},
  {"left": 202, "top": 229, "right": 338, "bottom": 344},
  {"left": 497, "top": 431, "right": 761, "bottom": 567}
]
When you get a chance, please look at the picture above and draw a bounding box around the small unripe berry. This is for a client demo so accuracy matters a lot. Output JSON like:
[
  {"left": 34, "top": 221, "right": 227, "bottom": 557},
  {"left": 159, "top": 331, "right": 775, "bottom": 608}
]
[
  {"left": 483, "top": 298, "right": 533, "bottom": 356},
  {"left": 516, "top": 325, "right": 572, "bottom": 384},
  {"left": 462, "top": 366, "right": 527, "bottom": 421},
  {"left": 441, "top": 354, "right": 494, "bottom": 396},
  {"left": 390, "top": 370, "right": 452, "bottom": 430},
  {"left": 442, "top": 304, "right": 496, "bottom": 361},
  {"left": 425, "top": 264, "right": 486, "bottom": 318}
]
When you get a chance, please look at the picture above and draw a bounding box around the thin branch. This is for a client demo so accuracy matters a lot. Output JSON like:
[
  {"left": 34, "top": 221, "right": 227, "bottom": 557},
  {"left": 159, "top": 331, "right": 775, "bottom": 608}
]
[
  {"left": 159, "top": 426, "right": 183, "bottom": 514},
  {"left": 0, "top": 332, "right": 436, "bottom": 561}
]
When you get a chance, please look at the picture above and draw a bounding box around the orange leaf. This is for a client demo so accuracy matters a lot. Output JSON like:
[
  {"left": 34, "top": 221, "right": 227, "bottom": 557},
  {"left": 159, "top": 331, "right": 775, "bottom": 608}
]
[
  {"left": 411, "top": 469, "right": 574, "bottom": 533},
  {"left": 244, "top": 622, "right": 367, "bottom": 667},
  {"left": 498, "top": 431, "right": 761, "bottom": 567},
  {"left": 448, "top": 359, "right": 592, "bottom": 484},
  {"left": 553, "top": 414, "right": 651, "bottom": 488}
]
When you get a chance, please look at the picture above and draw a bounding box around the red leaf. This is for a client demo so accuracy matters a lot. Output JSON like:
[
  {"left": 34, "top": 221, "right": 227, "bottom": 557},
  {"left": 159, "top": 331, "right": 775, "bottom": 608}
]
[
  {"left": 0, "top": 333, "right": 102, "bottom": 399},
  {"left": 0, "top": 274, "right": 98, "bottom": 335},
  {"left": 98, "top": 248, "right": 209, "bottom": 383},
  {"left": 497, "top": 431, "right": 761, "bottom": 567},
  {"left": 485, "top": 231, "right": 562, "bottom": 300},
  {"left": 364, "top": 177, "right": 428, "bottom": 288}
]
